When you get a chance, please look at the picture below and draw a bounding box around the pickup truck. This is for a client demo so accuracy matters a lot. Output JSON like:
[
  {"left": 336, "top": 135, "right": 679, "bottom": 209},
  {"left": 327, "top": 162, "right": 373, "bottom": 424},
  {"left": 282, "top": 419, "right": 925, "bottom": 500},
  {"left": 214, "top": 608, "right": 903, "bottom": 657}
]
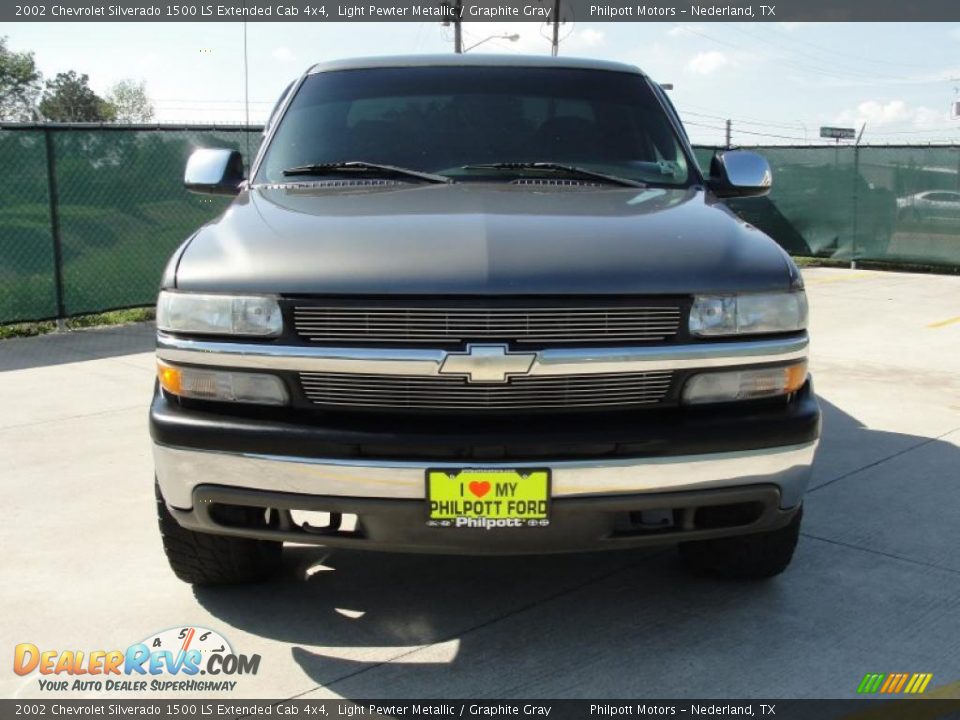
[{"left": 151, "top": 55, "right": 820, "bottom": 585}]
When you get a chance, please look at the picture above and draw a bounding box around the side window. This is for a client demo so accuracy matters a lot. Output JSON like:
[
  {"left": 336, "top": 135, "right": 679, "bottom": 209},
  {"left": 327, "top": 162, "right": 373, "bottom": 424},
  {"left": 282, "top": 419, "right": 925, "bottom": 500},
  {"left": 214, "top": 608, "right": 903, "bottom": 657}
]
[{"left": 928, "top": 192, "right": 960, "bottom": 203}]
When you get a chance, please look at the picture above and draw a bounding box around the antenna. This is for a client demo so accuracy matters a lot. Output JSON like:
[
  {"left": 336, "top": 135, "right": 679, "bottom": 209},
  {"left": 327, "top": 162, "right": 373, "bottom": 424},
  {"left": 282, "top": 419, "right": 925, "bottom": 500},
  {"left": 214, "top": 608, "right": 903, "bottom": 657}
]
[{"left": 243, "top": 19, "right": 251, "bottom": 162}]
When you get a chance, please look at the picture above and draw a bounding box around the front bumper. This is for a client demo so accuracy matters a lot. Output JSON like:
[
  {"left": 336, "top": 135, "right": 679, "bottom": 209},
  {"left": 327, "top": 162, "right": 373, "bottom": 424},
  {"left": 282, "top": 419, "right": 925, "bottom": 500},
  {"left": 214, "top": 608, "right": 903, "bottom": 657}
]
[
  {"left": 167, "top": 483, "right": 802, "bottom": 555},
  {"left": 154, "top": 439, "right": 817, "bottom": 509},
  {"left": 152, "top": 380, "right": 818, "bottom": 553}
]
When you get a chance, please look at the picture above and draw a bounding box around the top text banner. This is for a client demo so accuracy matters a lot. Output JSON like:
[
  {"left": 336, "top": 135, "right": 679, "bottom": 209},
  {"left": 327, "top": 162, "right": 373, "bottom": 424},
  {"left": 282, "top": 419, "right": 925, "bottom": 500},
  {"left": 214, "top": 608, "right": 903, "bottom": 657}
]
[{"left": 5, "top": 0, "right": 960, "bottom": 22}]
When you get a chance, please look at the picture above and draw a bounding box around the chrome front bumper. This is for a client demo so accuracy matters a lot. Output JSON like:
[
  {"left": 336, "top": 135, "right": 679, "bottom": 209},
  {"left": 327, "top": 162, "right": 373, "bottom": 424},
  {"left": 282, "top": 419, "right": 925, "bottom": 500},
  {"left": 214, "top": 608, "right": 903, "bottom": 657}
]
[
  {"left": 156, "top": 333, "right": 810, "bottom": 377},
  {"left": 154, "top": 440, "right": 817, "bottom": 511}
]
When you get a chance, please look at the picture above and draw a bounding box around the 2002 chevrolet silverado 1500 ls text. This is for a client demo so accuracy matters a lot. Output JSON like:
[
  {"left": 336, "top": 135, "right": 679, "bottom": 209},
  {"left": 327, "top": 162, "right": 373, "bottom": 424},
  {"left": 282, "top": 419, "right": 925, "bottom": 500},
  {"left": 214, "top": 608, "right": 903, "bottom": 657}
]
[{"left": 151, "top": 55, "right": 820, "bottom": 585}]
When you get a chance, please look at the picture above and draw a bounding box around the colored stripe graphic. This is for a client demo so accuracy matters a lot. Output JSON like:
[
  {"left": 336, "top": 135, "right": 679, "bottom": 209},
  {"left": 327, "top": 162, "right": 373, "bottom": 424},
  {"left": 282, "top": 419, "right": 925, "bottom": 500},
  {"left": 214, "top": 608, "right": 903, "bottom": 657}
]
[{"left": 858, "top": 672, "right": 933, "bottom": 694}]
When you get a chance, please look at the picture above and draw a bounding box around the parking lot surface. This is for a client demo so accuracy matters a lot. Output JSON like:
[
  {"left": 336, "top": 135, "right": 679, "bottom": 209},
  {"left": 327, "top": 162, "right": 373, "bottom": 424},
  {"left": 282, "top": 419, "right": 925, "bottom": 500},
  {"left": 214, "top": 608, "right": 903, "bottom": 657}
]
[{"left": 1, "top": 267, "right": 958, "bottom": 700}]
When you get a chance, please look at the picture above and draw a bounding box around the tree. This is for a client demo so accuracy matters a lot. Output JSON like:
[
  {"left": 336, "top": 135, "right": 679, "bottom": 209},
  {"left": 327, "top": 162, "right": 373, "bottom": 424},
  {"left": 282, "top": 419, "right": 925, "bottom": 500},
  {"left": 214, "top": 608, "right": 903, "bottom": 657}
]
[
  {"left": 106, "top": 79, "right": 155, "bottom": 123},
  {"left": 0, "top": 36, "right": 42, "bottom": 121},
  {"left": 38, "top": 70, "right": 116, "bottom": 122}
]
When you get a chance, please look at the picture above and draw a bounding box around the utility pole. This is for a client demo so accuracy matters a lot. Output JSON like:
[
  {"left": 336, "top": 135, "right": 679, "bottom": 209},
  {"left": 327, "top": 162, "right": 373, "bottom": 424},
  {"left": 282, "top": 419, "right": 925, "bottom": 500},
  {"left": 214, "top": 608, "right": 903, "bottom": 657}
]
[
  {"left": 551, "top": 0, "right": 561, "bottom": 56},
  {"left": 851, "top": 122, "right": 865, "bottom": 268},
  {"left": 454, "top": 0, "right": 462, "bottom": 53},
  {"left": 725, "top": 119, "right": 731, "bottom": 149},
  {"left": 441, "top": 0, "right": 463, "bottom": 53}
]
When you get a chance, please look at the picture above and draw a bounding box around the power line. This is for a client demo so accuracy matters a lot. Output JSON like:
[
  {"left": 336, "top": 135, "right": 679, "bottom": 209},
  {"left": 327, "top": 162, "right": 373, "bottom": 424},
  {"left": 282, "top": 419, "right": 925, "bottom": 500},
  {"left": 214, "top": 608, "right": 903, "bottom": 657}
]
[
  {"left": 733, "top": 127, "right": 809, "bottom": 142},
  {"left": 679, "top": 108, "right": 808, "bottom": 131},
  {"left": 755, "top": 25, "right": 934, "bottom": 72},
  {"left": 684, "top": 120, "right": 728, "bottom": 131},
  {"left": 684, "top": 119, "right": 812, "bottom": 143},
  {"left": 864, "top": 125, "right": 960, "bottom": 135},
  {"left": 678, "top": 26, "right": 917, "bottom": 83}
]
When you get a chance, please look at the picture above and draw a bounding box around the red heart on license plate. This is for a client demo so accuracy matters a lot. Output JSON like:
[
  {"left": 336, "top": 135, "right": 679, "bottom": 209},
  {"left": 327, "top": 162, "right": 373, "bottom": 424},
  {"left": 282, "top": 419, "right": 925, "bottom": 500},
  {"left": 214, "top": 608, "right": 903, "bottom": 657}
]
[{"left": 468, "top": 481, "right": 491, "bottom": 498}]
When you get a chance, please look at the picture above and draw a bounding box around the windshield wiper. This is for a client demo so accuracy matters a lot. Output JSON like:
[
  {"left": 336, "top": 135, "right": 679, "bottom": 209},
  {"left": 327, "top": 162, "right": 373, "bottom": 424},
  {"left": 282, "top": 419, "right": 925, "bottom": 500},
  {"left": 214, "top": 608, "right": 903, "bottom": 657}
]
[
  {"left": 462, "top": 162, "right": 646, "bottom": 188},
  {"left": 282, "top": 161, "right": 452, "bottom": 184}
]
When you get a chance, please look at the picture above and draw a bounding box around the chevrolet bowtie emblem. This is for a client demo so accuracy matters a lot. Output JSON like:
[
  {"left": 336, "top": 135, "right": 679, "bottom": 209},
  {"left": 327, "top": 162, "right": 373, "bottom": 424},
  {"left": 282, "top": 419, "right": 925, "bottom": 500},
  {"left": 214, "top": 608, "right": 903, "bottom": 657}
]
[{"left": 438, "top": 344, "right": 537, "bottom": 383}]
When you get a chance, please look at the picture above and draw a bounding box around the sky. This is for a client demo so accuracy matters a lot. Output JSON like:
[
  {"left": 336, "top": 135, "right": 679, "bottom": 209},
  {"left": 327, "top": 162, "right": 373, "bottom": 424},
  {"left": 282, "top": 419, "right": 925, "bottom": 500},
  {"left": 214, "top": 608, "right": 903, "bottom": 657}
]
[{"left": 6, "top": 21, "right": 960, "bottom": 145}]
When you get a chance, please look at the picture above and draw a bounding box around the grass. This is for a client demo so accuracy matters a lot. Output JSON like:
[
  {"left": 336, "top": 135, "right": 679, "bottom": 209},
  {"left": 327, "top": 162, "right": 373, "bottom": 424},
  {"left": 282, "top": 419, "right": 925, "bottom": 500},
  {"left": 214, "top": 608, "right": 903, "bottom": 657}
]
[
  {"left": 0, "top": 306, "right": 154, "bottom": 340},
  {"left": 0, "top": 198, "right": 226, "bottom": 325},
  {"left": 793, "top": 255, "right": 960, "bottom": 275}
]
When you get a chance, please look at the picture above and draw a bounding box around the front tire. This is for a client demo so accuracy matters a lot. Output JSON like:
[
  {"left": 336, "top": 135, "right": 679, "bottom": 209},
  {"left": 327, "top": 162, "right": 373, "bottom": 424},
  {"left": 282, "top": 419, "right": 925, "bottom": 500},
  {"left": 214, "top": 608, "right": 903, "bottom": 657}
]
[
  {"left": 678, "top": 506, "right": 802, "bottom": 580},
  {"left": 155, "top": 482, "right": 282, "bottom": 586}
]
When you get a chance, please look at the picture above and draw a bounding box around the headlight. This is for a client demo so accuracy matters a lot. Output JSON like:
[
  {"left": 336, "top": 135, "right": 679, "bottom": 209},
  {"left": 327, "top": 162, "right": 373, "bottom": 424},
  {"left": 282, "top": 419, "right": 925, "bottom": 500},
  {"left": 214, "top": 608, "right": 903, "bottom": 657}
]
[
  {"left": 156, "top": 291, "right": 282, "bottom": 336},
  {"left": 682, "top": 361, "right": 807, "bottom": 405},
  {"left": 689, "top": 291, "right": 807, "bottom": 336},
  {"left": 158, "top": 361, "right": 288, "bottom": 405}
]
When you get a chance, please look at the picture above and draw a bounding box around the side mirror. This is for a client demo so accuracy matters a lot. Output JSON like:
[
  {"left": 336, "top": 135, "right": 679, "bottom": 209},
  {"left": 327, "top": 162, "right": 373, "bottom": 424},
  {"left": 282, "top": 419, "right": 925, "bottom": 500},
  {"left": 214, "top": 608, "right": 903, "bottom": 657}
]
[
  {"left": 184, "top": 148, "right": 245, "bottom": 196},
  {"left": 708, "top": 150, "right": 772, "bottom": 198}
]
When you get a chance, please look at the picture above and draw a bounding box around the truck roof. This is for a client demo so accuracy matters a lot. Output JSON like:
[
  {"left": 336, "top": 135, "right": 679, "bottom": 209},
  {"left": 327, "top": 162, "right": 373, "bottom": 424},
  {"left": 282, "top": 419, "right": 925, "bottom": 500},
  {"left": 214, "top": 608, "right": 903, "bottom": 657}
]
[{"left": 307, "top": 54, "right": 646, "bottom": 76}]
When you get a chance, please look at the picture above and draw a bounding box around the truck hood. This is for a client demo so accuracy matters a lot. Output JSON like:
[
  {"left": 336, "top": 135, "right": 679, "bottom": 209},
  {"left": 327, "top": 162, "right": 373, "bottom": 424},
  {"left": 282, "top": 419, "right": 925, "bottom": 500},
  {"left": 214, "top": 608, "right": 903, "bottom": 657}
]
[{"left": 173, "top": 183, "right": 795, "bottom": 295}]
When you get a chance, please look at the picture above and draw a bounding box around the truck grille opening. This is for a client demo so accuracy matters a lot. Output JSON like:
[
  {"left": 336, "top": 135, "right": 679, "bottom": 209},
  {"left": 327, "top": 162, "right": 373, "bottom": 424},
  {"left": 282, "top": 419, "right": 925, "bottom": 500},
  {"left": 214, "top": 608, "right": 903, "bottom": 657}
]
[
  {"left": 292, "top": 304, "right": 683, "bottom": 345},
  {"left": 299, "top": 370, "right": 674, "bottom": 410}
]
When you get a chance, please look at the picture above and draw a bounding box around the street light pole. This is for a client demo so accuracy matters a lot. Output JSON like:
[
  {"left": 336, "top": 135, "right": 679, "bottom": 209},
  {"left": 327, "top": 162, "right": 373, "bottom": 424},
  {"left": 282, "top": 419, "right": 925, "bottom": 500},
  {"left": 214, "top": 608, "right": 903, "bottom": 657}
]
[{"left": 462, "top": 33, "right": 520, "bottom": 52}]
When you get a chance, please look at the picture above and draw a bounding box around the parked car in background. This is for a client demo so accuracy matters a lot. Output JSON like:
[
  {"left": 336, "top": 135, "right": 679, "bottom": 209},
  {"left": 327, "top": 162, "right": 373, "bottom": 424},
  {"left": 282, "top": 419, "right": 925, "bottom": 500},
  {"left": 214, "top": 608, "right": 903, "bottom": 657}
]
[
  {"left": 731, "top": 164, "right": 897, "bottom": 258},
  {"left": 897, "top": 190, "right": 960, "bottom": 226},
  {"left": 151, "top": 55, "right": 820, "bottom": 586}
]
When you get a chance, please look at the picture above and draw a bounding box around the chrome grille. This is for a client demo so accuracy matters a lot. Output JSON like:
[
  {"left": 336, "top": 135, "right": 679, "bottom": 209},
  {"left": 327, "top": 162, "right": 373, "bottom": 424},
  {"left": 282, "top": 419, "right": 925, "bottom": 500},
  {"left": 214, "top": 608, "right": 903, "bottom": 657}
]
[
  {"left": 299, "top": 371, "right": 674, "bottom": 410},
  {"left": 292, "top": 305, "right": 682, "bottom": 344}
]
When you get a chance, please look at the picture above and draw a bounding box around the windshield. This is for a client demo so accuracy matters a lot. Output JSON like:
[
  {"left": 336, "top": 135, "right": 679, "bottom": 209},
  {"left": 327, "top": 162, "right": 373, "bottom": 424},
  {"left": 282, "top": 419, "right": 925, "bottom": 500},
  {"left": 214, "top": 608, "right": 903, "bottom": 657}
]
[{"left": 256, "top": 66, "right": 692, "bottom": 187}]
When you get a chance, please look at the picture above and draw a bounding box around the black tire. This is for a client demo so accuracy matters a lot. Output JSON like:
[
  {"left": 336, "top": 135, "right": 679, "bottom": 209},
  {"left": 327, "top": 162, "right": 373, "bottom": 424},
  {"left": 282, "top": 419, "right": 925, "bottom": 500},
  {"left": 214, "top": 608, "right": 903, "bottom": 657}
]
[
  {"left": 155, "top": 483, "right": 282, "bottom": 586},
  {"left": 678, "top": 506, "right": 802, "bottom": 580}
]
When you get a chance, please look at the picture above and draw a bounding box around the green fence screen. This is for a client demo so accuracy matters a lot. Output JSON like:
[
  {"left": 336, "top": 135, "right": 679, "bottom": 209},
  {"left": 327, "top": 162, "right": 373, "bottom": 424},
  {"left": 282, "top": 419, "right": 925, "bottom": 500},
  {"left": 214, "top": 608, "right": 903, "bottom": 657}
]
[
  {"left": 0, "top": 125, "right": 261, "bottom": 324},
  {"left": 0, "top": 129, "right": 57, "bottom": 322},
  {"left": 1, "top": 127, "right": 959, "bottom": 325},
  {"left": 694, "top": 145, "right": 960, "bottom": 267}
]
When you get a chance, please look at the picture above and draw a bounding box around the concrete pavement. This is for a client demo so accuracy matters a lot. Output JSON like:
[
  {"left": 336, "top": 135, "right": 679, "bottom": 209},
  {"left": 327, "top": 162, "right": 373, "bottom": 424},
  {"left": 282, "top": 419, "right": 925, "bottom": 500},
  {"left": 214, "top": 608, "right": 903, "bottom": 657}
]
[{"left": 1, "top": 267, "right": 958, "bottom": 700}]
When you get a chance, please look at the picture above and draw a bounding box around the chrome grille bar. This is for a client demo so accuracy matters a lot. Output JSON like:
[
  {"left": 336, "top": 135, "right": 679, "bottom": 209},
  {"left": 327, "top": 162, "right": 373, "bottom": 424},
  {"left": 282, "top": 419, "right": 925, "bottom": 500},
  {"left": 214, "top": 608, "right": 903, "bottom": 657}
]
[
  {"left": 292, "top": 305, "right": 682, "bottom": 344},
  {"left": 299, "top": 371, "right": 674, "bottom": 410}
]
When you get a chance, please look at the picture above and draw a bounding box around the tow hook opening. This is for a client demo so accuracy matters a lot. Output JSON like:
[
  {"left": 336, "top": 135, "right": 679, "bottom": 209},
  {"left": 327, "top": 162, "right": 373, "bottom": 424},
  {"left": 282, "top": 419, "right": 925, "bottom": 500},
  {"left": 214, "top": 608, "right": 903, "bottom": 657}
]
[
  {"left": 207, "top": 502, "right": 362, "bottom": 538},
  {"left": 614, "top": 500, "right": 767, "bottom": 537}
]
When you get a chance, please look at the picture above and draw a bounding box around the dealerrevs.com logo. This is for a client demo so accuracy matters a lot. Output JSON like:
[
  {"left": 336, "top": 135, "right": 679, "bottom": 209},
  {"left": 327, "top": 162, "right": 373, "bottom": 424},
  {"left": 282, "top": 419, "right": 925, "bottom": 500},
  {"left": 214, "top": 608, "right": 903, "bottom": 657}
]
[{"left": 13, "top": 626, "right": 260, "bottom": 693}]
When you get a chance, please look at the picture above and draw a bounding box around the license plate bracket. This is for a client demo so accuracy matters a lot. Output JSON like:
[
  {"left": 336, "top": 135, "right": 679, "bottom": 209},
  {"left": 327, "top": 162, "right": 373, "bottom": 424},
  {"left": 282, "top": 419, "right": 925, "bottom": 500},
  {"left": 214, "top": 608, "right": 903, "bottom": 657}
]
[{"left": 426, "top": 468, "right": 551, "bottom": 528}]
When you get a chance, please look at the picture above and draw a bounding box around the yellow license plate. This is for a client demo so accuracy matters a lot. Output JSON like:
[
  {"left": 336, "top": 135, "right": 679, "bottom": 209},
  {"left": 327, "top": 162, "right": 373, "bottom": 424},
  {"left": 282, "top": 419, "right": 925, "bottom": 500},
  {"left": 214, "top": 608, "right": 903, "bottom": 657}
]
[{"left": 426, "top": 468, "right": 550, "bottom": 528}]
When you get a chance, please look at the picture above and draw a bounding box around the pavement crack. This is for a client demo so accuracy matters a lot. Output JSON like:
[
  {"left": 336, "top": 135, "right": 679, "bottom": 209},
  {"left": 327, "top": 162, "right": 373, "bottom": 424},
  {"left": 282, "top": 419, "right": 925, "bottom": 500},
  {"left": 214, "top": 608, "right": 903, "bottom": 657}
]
[
  {"left": 801, "top": 532, "right": 960, "bottom": 577},
  {"left": 0, "top": 404, "right": 145, "bottom": 432},
  {"left": 808, "top": 426, "right": 960, "bottom": 494}
]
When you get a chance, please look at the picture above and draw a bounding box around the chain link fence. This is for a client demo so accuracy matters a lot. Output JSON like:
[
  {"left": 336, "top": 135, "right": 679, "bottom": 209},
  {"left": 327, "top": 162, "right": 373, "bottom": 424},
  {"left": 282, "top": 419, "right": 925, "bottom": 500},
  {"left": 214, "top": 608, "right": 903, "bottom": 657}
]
[
  {"left": 693, "top": 145, "right": 960, "bottom": 267},
  {"left": 1, "top": 126, "right": 959, "bottom": 325},
  {"left": 0, "top": 124, "right": 261, "bottom": 324}
]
